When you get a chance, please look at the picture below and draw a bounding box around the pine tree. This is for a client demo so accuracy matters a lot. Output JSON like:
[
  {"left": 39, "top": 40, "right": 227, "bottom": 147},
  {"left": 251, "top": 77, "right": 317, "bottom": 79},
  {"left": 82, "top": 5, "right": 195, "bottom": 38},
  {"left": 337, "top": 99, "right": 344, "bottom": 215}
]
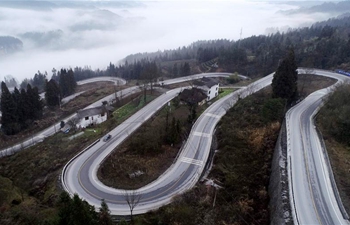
[
  {"left": 1, "top": 81, "right": 19, "bottom": 134},
  {"left": 58, "top": 192, "right": 73, "bottom": 225},
  {"left": 26, "top": 84, "right": 35, "bottom": 120},
  {"left": 30, "top": 85, "right": 43, "bottom": 119},
  {"left": 59, "top": 68, "right": 76, "bottom": 97},
  {"left": 67, "top": 68, "right": 77, "bottom": 94},
  {"left": 20, "top": 88, "right": 29, "bottom": 127},
  {"left": 57, "top": 192, "right": 100, "bottom": 225},
  {"left": 12, "top": 87, "right": 24, "bottom": 128},
  {"left": 45, "top": 79, "right": 60, "bottom": 107},
  {"left": 183, "top": 62, "right": 191, "bottom": 76},
  {"left": 99, "top": 199, "right": 113, "bottom": 225},
  {"left": 172, "top": 63, "right": 178, "bottom": 77},
  {"left": 32, "top": 71, "right": 47, "bottom": 92},
  {"left": 271, "top": 49, "right": 298, "bottom": 102},
  {"left": 59, "top": 69, "right": 68, "bottom": 97}
]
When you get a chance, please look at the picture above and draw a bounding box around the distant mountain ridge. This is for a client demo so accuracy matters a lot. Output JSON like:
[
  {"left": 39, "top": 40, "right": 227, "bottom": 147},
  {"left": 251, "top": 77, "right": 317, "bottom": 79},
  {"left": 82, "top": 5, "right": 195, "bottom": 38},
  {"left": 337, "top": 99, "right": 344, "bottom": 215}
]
[
  {"left": 0, "top": 1, "right": 145, "bottom": 11},
  {"left": 0, "top": 36, "right": 23, "bottom": 55},
  {"left": 281, "top": 1, "right": 350, "bottom": 15}
]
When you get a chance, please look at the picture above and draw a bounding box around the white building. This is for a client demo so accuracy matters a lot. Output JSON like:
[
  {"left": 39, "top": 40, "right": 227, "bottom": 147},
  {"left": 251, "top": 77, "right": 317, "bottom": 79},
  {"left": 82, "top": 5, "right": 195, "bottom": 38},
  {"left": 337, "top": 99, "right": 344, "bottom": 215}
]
[
  {"left": 61, "top": 106, "right": 112, "bottom": 133},
  {"left": 194, "top": 77, "right": 219, "bottom": 101},
  {"left": 76, "top": 106, "right": 108, "bottom": 129}
]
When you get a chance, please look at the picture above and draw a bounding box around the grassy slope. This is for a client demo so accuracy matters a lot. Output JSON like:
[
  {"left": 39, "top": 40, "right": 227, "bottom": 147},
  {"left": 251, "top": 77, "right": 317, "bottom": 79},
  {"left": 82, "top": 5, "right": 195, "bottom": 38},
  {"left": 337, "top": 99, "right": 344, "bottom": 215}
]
[
  {"left": 137, "top": 88, "right": 283, "bottom": 225},
  {"left": 0, "top": 74, "right": 337, "bottom": 224},
  {"left": 0, "top": 82, "right": 117, "bottom": 150},
  {"left": 98, "top": 87, "right": 236, "bottom": 190},
  {"left": 134, "top": 74, "right": 336, "bottom": 225},
  {"left": 317, "top": 83, "right": 350, "bottom": 215},
  {"left": 0, "top": 91, "right": 159, "bottom": 224}
]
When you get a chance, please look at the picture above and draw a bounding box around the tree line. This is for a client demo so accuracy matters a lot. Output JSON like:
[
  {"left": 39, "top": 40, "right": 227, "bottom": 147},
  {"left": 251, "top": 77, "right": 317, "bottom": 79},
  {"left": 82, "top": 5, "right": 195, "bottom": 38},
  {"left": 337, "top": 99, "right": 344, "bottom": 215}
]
[
  {"left": 0, "top": 82, "right": 43, "bottom": 135},
  {"left": 7, "top": 14, "right": 350, "bottom": 99},
  {"left": 0, "top": 68, "right": 77, "bottom": 135},
  {"left": 57, "top": 192, "right": 113, "bottom": 225},
  {"left": 118, "top": 15, "right": 350, "bottom": 79}
]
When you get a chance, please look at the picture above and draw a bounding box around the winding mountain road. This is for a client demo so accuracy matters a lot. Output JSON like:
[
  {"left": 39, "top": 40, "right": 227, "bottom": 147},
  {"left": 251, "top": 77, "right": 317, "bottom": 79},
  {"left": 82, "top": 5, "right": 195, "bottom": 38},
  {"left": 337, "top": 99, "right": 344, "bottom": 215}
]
[
  {"left": 0, "top": 76, "right": 127, "bottom": 157},
  {"left": 62, "top": 69, "right": 350, "bottom": 224},
  {"left": 61, "top": 73, "right": 271, "bottom": 215},
  {"left": 3, "top": 69, "right": 349, "bottom": 224},
  {"left": 287, "top": 69, "right": 350, "bottom": 225},
  {"left": 0, "top": 73, "right": 233, "bottom": 157}
]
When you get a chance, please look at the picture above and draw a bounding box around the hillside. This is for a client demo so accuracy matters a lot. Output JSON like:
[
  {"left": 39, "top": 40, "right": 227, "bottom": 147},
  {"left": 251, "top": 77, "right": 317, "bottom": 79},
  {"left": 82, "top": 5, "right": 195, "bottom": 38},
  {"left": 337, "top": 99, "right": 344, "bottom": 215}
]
[
  {"left": 1, "top": 12, "right": 350, "bottom": 225},
  {"left": 118, "top": 14, "right": 350, "bottom": 80},
  {"left": 0, "top": 36, "right": 23, "bottom": 55}
]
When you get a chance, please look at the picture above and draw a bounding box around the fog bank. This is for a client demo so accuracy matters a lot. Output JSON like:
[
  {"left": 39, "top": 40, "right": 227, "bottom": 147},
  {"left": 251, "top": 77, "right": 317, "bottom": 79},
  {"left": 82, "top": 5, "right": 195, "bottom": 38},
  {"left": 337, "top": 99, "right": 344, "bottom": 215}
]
[{"left": 0, "top": 0, "right": 338, "bottom": 82}]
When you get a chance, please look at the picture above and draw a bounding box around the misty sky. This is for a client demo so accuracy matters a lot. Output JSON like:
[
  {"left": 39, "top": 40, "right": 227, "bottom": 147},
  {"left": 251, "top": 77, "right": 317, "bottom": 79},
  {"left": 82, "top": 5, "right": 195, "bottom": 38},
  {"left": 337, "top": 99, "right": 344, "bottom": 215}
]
[{"left": 0, "top": 0, "right": 341, "bottom": 82}]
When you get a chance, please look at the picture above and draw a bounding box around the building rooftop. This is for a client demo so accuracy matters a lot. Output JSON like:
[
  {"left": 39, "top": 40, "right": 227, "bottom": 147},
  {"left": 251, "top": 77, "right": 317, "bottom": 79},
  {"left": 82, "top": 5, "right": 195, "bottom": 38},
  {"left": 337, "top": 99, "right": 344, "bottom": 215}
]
[
  {"left": 179, "top": 88, "right": 207, "bottom": 105},
  {"left": 77, "top": 106, "right": 107, "bottom": 119},
  {"left": 193, "top": 77, "right": 218, "bottom": 89}
]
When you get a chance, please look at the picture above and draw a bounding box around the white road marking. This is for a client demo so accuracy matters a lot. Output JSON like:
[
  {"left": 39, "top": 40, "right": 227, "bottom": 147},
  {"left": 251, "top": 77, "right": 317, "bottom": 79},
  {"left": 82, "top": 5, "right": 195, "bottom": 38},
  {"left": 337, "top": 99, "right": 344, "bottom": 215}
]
[
  {"left": 181, "top": 157, "right": 203, "bottom": 166},
  {"left": 193, "top": 132, "right": 211, "bottom": 137},
  {"left": 205, "top": 113, "right": 221, "bottom": 118}
]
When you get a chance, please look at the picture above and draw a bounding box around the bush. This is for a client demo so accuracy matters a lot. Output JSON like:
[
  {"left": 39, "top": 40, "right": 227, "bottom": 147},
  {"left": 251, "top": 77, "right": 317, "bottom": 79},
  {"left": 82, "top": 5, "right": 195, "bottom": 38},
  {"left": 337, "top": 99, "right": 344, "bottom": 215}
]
[{"left": 318, "top": 84, "right": 350, "bottom": 145}]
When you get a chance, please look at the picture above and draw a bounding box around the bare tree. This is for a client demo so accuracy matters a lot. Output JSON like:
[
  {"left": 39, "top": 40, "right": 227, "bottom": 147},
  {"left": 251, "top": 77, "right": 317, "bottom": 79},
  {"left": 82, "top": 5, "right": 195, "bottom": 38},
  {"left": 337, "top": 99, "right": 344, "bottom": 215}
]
[
  {"left": 67, "top": 116, "right": 80, "bottom": 133},
  {"left": 124, "top": 190, "right": 142, "bottom": 223}
]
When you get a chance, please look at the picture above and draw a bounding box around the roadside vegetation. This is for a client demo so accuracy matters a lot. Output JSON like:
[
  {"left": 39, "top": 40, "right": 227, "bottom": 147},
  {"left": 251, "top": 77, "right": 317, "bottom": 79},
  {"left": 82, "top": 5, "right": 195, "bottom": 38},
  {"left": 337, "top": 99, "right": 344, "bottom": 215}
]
[
  {"left": 134, "top": 87, "right": 285, "bottom": 225},
  {"left": 130, "top": 73, "right": 336, "bottom": 225},
  {"left": 98, "top": 89, "right": 221, "bottom": 189},
  {"left": 317, "top": 83, "right": 350, "bottom": 215},
  {"left": 0, "top": 81, "right": 117, "bottom": 150},
  {"left": 0, "top": 90, "right": 160, "bottom": 225},
  {"left": 2, "top": 12, "right": 350, "bottom": 225}
]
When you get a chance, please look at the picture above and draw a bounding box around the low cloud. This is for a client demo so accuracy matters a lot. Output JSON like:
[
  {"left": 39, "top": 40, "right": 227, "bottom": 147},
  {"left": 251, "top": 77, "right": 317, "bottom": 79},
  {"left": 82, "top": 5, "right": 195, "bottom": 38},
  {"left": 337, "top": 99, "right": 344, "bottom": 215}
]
[{"left": 0, "top": 0, "right": 341, "bottom": 82}]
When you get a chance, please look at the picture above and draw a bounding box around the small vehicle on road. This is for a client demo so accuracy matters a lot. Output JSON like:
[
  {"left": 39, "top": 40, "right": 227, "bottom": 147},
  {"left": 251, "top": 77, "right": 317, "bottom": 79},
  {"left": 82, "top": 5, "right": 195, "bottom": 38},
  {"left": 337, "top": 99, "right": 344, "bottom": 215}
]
[{"left": 103, "top": 134, "right": 112, "bottom": 142}]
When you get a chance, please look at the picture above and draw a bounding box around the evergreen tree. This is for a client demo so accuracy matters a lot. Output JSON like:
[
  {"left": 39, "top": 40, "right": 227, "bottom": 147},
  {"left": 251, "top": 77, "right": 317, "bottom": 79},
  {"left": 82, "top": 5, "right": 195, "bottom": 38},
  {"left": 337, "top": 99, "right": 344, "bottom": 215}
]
[
  {"left": 52, "top": 68, "right": 59, "bottom": 82},
  {"left": 57, "top": 192, "right": 100, "bottom": 225},
  {"left": 271, "top": 49, "right": 298, "bottom": 102},
  {"left": 59, "top": 69, "right": 68, "bottom": 97},
  {"left": 67, "top": 68, "right": 77, "bottom": 94},
  {"left": 12, "top": 87, "right": 24, "bottom": 128},
  {"left": 59, "top": 69, "right": 76, "bottom": 97},
  {"left": 1, "top": 81, "right": 19, "bottom": 134},
  {"left": 20, "top": 78, "right": 30, "bottom": 90},
  {"left": 45, "top": 79, "right": 60, "bottom": 107},
  {"left": 26, "top": 84, "right": 36, "bottom": 120},
  {"left": 58, "top": 192, "right": 73, "bottom": 225},
  {"left": 32, "top": 71, "right": 47, "bottom": 92},
  {"left": 172, "top": 63, "right": 178, "bottom": 77},
  {"left": 20, "top": 88, "right": 29, "bottom": 127},
  {"left": 182, "top": 62, "right": 191, "bottom": 76},
  {"left": 99, "top": 199, "right": 113, "bottom": 225},
  {"left": 30, "top": 86, "right": 43, "bottom": 119}
]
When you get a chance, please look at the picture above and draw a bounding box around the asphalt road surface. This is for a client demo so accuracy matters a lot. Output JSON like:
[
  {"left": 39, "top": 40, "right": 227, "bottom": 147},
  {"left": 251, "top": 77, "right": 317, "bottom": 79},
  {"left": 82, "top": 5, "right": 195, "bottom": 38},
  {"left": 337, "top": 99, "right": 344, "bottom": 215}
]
[
  {"left": 287, "top": 69, "right": 350, "bottom": 225},
  {"left": 62, "top": 73, "right": 271, "bottom": 215}
]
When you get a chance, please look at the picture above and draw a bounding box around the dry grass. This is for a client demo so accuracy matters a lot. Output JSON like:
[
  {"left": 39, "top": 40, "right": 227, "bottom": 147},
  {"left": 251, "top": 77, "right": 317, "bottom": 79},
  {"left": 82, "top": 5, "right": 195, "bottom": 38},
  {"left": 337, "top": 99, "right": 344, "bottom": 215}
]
[
  {"left": 98, "top": 104, "right": 192, "bottom": 189},
  {"left": 322, "top": 138, "right": 350, "bottom": 214},
  {"left": 0, "top": 82, "right": 117, "bottom": 150},
  {"left": 298, "top": 73, "right": 336, "bottom": 97}
]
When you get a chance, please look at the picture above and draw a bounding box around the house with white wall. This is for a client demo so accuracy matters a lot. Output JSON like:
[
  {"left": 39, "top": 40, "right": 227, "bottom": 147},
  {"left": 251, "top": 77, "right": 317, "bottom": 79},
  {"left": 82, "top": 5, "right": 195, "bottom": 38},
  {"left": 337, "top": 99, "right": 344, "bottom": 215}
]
[
  {"left": 61, "top": 105, "right": 114, "bottom": 133},
  {"left": 76, "top": 106, "right": 108, "bottom": 129},
  {"left": 194, "top": 77, "right": 219, "bottom": 101}
]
